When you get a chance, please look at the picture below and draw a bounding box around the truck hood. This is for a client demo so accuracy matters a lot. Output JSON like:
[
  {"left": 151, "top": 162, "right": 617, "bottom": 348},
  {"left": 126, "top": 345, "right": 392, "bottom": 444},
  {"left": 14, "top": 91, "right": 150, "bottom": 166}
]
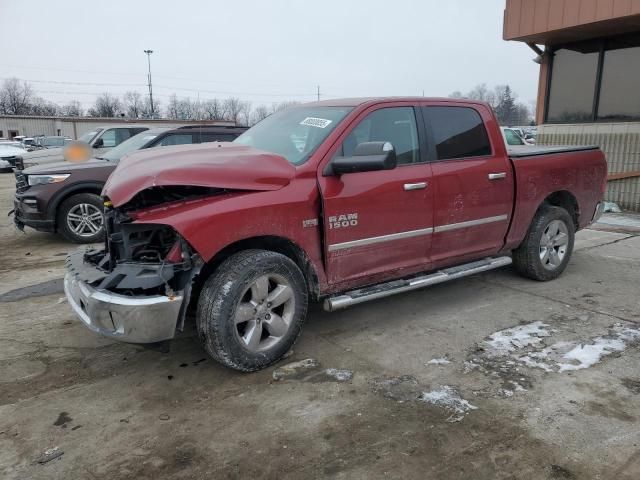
[
  {"left": 104, "top": 142, "right": 296, "bottom": 207},
  {"left": 23, "top": 158, "right": 111, "bottom": 174},
  {"left": 20, "top": 147, "right": 64, "bottom": 159}
]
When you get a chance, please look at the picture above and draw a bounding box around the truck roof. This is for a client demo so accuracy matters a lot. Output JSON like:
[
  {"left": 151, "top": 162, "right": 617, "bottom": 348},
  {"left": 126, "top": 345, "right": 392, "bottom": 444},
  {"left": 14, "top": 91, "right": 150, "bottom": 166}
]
[{"left": 308, "top": 97, "right": 490, "bottom": 108}]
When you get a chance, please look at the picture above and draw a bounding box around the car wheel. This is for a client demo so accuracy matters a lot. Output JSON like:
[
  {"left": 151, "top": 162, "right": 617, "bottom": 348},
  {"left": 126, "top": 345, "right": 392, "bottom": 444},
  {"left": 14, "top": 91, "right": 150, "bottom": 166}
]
[
  {"left": 512, "top": 205, "right": 575, "bottom": 281},
  {"left": 197, "top": 249, "right": 308, "bottom": 372},
  {"left": 57, "top": 193, "right": 105, "bottom": 244}
]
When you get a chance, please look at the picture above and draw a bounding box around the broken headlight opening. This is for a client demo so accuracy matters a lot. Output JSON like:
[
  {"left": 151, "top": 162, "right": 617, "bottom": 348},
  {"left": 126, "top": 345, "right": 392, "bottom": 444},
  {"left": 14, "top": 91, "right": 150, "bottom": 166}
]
[{"left": 70, "top": 205, "right": 203, "bottom": 299}]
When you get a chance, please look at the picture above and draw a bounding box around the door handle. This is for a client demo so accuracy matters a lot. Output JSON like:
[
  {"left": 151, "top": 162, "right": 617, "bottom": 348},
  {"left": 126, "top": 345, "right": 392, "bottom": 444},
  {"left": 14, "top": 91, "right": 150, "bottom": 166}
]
[
  {"left": 404, "top": 182, "right": 428, "bottom": 191},
  {"left": 488, "top": 172, "right": 507, "bottom": 180}
]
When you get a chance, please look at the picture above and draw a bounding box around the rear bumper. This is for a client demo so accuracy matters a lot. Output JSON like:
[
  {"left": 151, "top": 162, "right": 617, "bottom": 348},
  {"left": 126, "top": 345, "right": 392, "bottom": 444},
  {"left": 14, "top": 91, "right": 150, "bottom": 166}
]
[
  {"left": 64, "top": 272, "right": 184, "bottom": 344},
  {"left": 590, "top": 201, "right": 605, "bottom": 225}
]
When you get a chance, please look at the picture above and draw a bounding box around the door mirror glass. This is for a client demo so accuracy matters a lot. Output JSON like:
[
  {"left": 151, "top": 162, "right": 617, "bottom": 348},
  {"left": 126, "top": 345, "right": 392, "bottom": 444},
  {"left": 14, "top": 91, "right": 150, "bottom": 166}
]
[
  {"left": 92, "top": 137, "right": 104, "bottom": 148},
  {"left": 329, "top": 141, "right": 397, "bottom": 175}
]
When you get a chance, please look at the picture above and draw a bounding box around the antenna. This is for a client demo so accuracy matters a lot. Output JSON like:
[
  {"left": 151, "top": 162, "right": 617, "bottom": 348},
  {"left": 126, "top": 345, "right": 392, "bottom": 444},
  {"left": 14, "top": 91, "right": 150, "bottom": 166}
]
[{"left": 317, "top": 85, "right": 320, "bottom": 102}]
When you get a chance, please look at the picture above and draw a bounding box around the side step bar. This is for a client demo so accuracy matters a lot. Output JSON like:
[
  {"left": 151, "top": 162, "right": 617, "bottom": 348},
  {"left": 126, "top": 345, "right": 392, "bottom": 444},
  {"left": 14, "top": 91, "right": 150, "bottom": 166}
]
[{"left": 323, "top": 256, "right": 512, "bottom": 312}]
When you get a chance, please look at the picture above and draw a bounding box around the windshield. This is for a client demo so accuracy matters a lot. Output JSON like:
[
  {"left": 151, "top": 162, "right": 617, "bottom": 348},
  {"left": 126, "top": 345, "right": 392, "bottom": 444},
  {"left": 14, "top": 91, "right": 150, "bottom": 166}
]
[
  {"left": 101, "top": 132, "right": 160, "bottom": 161},
  {"left": 234, "top": 106, "right": 353, "bottom": 165},
  {"left": 79, "top": 130, "right": 99, "bottom": 144}
]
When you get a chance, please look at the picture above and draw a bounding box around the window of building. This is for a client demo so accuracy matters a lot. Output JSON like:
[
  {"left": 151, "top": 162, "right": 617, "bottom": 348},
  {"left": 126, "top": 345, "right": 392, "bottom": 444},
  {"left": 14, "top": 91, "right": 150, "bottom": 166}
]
[
  {"left": 423, "top": 106, "right": 491, "bottom": 160},
  {"left": 597, "top": 46, "right": 640, "bottom": 121},
  {"left": 547, "top": 47, "right": 599, "bottom": 123},
  {"left": 546, "top": 35, "right": 640, "bottom": 123}
]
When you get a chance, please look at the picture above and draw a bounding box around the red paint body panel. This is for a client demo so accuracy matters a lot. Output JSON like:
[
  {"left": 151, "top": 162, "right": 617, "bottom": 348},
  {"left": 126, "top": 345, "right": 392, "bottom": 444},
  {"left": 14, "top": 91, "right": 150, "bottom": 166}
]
[
  {"left": 104, "top": 142, "right": 296, "bottom": 207},
  {"left": 503, "top": 148, "right": 607, "bottom": 252},
  {"left": 102, "top": 97, "right": 607, "bottom": 297}
]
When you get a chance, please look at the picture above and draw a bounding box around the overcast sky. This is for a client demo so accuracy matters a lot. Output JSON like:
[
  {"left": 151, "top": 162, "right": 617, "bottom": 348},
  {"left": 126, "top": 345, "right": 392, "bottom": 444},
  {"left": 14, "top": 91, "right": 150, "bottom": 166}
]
[{"left": 0, "top": 0, "right": 539, "bottom": 110}]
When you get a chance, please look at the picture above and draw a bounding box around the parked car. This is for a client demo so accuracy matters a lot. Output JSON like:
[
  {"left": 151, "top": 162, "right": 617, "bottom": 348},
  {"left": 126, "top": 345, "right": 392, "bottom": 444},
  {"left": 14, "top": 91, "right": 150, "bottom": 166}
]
[
  {"left": 0, "top": 142, "right": 27, "bottom": 171},
  {"left": 64, "top": 97, "right": 607, "bottom": 372},
  {"left": 501, "top": 127, "right": 527, "bottom": 146},
  {"left": 13, "top": 125, "right": 247, "bottom": 243},
  {"left": 18, "top": 125, "right": 151, "bottom": 168},
  {"left": 35, "top": 136, "right": 73, "bottom": 148}
]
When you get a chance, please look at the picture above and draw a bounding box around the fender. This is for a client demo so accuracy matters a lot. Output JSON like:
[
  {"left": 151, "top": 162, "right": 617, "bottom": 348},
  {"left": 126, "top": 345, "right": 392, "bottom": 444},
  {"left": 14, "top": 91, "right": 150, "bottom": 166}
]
[{"left": 47, "top": 181, "right": 105, "bottom": 219}]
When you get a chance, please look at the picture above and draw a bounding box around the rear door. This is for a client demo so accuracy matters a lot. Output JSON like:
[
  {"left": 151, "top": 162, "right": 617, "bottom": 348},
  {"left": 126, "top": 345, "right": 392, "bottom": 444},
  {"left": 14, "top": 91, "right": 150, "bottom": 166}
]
[
  {"left": 422, "top": 104, "right": 513, "bottom": 265},
  {"left": 318, "top": 104, "right": 434, "bottom": 286}
]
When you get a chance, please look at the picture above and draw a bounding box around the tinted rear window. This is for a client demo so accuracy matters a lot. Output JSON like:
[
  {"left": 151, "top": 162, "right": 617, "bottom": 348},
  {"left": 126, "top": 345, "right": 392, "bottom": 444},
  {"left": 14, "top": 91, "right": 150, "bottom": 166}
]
[
  {"left": 201, "top": 133, "right": 238, "bottom": 143},
  {"left": 423, "top": 106, "right": 491, "bottom": 160}
]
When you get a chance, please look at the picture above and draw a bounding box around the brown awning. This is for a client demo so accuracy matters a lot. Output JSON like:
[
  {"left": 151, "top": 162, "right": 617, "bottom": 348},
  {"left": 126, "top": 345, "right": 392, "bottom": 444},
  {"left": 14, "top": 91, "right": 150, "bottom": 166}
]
[{"left": 504, "top": 0, "right": 640, "bottom": 45}]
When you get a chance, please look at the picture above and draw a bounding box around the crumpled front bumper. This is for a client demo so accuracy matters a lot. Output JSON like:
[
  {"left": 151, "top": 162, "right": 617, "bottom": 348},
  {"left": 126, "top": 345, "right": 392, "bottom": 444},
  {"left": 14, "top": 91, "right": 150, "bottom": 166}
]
[{"left": 64, "top": 267, "right": 184, "bottom": 344}]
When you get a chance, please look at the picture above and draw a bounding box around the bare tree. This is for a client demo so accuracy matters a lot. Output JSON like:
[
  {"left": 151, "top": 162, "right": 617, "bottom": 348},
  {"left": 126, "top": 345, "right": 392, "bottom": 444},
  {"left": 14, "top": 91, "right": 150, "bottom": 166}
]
[
  {"left": 251, "top": 104, "right": 270, "bottom": 125},
  {"left": 240, "top": 101, "right": 252, "bottom": 126},
  {"left": 0, "top": 78, "right": 35, "bottom": 115},
  {"left": 166, "top": 94, "right": 180, "bottom": 119},
  {"left": 60, "top": 100, "right": 83, "bottom": 117},
  {"left": 88, "top": 93, "right": 122, "bottom": 117},
  {"left": 140, "top": 96, "right": 158, "bottom": 119},
  {"left": 223, "top": 97, "right": 243, "bottom": 124},
  {"left": 202, "top": 98, "right": 224, "bottom": 120},
  {"left": 123, "top": 91, "right": 144, "bottom": 118},
  {"left": 270, "top": 101, "right": 300, "bottom": 114},
  {"left": 30, "top": 97, "right": 58, "bottom": 116}
]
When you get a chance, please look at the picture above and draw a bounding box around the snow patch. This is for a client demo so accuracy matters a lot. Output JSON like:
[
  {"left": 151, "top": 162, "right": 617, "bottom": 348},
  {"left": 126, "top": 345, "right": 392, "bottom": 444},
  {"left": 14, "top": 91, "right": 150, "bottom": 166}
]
[
  {"left": 419, "top": 386, "right": 477, "bottom": 422},
  {"left": 498, "top": 322, "right": 640, "bottom": 373},
  {"left": 324, "top": 368, "right": 353, "bottom": 382},
  {"left": 426, "top": 357, "right": 451, "bottom": 366},
  {"left": 484, "top": 321, "right": 552, "bottom": 355}
]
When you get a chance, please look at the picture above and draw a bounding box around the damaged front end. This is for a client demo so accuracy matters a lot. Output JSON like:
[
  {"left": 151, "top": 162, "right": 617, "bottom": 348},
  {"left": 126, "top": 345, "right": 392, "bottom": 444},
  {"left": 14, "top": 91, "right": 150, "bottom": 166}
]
[{"left": 64, "top": 193, "right": 204, "bottom": 344}]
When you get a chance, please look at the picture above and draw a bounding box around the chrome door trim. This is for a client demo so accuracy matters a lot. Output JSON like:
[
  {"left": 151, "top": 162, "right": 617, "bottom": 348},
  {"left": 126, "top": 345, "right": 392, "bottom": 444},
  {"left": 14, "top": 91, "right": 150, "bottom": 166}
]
[
  {"left": 404, "top": 182, "right": 427, "bottom": 191},
  {"left": 328, "top": 227, "right": 434, "bottom": 252},
  {"left": 433, "top": 214, "right": 509, "bottom": 233},
  {"left": 327, "top": 214, "right": 509, "bottom": 251}
]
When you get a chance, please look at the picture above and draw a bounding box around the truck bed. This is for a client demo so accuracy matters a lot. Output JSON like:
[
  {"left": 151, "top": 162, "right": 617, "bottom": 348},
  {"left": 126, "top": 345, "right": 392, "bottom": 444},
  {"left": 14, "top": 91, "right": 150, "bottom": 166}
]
[{"left": 507, "top": 145, "right": 599, "bottom": 158}]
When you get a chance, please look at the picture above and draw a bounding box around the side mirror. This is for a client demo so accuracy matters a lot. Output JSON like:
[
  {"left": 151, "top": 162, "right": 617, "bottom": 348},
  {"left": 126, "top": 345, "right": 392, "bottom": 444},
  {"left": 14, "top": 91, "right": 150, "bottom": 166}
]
[
  {"left": 92, "top": 138, "right": 104, "bottom": 148},
  {"left": 328, "top": 141, "right": 397, "bottom": 176}
]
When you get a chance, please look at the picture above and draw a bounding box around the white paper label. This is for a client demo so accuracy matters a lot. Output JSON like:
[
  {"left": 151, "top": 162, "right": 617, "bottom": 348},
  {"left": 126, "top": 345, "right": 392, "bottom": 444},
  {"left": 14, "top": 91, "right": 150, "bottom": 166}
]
[{"left": 300, "top": 117, "right": 332, "bottom": 128}]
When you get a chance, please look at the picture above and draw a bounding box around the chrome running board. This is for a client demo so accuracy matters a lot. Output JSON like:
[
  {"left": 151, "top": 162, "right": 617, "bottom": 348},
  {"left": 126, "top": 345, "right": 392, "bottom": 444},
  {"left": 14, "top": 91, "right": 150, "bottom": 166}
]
[{"left": 323, "top": 256, "right": 512, "bottom": 312}]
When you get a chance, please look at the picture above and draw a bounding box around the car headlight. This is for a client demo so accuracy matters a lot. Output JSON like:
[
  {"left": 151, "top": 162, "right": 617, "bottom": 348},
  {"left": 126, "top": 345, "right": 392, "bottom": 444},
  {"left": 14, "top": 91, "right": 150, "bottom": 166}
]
[{"left": 27, "top": 174, "right": 70, "bottom": 186}]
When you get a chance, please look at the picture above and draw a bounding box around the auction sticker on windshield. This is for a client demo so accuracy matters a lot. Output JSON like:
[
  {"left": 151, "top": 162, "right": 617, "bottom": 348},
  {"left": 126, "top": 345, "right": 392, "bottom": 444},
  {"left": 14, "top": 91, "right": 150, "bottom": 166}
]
[{"left": 300, "top": 117, "right": 333, "bottom": 128}]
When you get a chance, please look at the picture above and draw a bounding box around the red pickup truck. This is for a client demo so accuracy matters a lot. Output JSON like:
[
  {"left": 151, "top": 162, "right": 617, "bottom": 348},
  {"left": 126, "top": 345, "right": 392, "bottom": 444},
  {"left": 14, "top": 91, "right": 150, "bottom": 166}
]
[{"left": 64, "top": 98, "right": 607, "bottom": 371}]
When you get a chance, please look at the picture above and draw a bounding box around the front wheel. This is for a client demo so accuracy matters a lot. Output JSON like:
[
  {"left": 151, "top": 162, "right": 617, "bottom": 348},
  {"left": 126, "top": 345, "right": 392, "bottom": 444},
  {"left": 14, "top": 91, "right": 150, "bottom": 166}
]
[
  {"left": 512, "top": 205, "right": 575, "bottom": 281},
  {"left": 57, "top": 193, "right": 105, "bottom": 244},
  {"left": 197, "top": 250, "right": 308, "bottom": 372}
]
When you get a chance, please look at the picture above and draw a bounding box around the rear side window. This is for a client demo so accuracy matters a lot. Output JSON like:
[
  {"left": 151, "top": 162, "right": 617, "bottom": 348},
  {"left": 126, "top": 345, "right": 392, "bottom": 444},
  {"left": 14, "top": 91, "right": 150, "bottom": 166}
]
[
  {"left": 157, "top": 134, "right": 194, "bottom": 146},
  {"left": 423, "top": 106, "right": 491, "bottom": 160},
  {"left": 200, "top": 133, "right": 238, "bottom": 143}
]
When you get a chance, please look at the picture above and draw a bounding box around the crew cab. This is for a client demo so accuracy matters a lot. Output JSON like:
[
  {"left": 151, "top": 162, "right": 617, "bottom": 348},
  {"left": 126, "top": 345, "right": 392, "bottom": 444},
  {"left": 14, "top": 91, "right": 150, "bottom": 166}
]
[{"left": 64, "top": 98, "right": 607, "bottom": 372}]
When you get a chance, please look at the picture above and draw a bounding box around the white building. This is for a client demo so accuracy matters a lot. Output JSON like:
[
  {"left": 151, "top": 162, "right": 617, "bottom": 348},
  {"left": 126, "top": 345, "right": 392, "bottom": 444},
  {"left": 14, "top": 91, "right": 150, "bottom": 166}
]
[{"left": 0, "top": 115, "right": 235, "bottom": 140}]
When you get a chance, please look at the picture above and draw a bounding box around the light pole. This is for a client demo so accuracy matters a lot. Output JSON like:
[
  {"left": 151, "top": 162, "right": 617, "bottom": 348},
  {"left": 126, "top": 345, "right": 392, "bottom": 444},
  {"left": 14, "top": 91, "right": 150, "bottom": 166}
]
[{"left": 143, "top": 49, "right": 155, "bottom": 118}]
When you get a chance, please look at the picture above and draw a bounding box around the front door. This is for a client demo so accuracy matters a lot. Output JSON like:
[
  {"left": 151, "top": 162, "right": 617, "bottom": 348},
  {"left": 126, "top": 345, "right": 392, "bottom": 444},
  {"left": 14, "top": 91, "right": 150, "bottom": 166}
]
[
  {"left": 422, "top": 105, "right": 514, "bottom": 265},
  {"left": 318, "top": 105, "right": 434, "bottom": 286}
]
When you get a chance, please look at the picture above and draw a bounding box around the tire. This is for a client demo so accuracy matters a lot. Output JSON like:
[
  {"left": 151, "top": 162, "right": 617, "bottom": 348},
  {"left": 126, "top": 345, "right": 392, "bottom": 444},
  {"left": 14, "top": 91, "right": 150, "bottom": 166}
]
[
  {"left": 513, "top": 205, "right": 575, "bottom": 281},
  {"left": 197, "top": 250, "right": 308, "bottom": 372},
  {"left": 57, "top": 193, "right": 105, "bottom": 244}
]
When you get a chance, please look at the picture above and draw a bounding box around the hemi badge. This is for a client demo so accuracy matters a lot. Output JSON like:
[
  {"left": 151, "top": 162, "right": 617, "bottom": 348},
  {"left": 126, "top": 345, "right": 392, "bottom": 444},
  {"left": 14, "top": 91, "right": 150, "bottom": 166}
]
[{"left": 302, "top": 218, "right": 318, "bottom": 228}]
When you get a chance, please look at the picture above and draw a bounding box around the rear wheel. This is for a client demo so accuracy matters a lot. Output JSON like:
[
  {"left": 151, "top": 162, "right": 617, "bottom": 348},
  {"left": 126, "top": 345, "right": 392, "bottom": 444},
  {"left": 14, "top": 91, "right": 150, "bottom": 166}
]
[
  {"left": 197, "top": 250, "right": 308, "bottom": 372},
  {"left": 513, "top": 205, "right": 575, "bottom": 281},
  {"left": 57, "top": 193, "right": 105, "bottom": 244}
]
